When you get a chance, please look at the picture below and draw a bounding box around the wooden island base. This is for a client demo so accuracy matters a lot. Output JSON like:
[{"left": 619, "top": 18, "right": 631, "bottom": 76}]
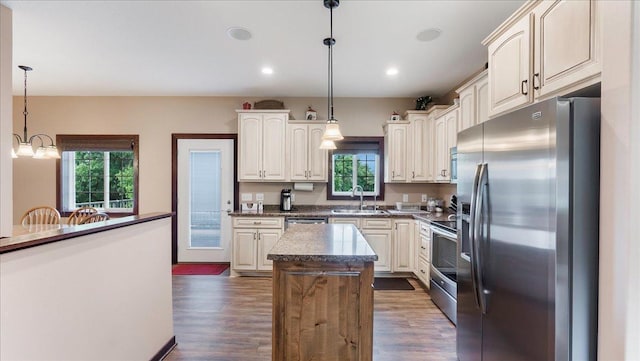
[
  {"left": 267, "top": 224, "right": 378, "bottom": 361},
  {"left": 272, "top": 260, "right": 374, "bottom": 361}
]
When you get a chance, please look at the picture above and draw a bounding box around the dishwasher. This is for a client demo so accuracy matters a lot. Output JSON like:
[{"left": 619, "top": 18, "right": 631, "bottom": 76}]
[{"left": 284, "top": 216, "right": 328, "bottom": 230}]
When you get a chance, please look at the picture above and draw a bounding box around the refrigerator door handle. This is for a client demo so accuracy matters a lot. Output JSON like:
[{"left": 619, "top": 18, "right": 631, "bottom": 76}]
[
  {"left": 469, "top": 163, "right": 482, "bottom": 309},
  {"left": 474, "top": 163, "right": 489, "bottom": 314}
]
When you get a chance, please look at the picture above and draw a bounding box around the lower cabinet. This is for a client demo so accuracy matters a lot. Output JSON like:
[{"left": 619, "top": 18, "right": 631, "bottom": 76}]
[
  {"left": 232, "top": 217, "right": 284, "bottom": 272},
  {"left": 393, "top": 219, "right": 415, "bottom": 272},
  {"left": 415, "top": 221, "right": 431, "bottom": 288},
  {"left": 330, "top": 217, "right": 393, "bottom": 272},
  {"left": 360, "top": 230, "right": 392, "bottom": 271}
]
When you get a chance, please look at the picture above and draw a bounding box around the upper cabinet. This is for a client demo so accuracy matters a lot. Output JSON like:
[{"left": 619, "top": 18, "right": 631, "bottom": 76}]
[
  {"left": 237, "top": 110, "right": 287, "bottom": 182},
  {"left": 383, "top": 107, "right": 449, "bottom": 184},
  {"left": 288, "top": 121, "right": 327, "bottom": 182},
  {"left": 483, "top": 0, "right": 601, "bottom": 118},
  {"left": 434, "top": 106, "right": 458, "bottom": 183},
  {"left": 383, "top": 121, "right": 410, "bottom": 183},
  {"left": 407, "top": 111, "right": 434, "bottom": 182},
  {"left": 456, "top": 70, "right": 489, "bottom": 132}
]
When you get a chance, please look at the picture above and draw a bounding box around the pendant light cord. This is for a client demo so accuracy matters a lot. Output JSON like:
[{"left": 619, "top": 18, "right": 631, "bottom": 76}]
[{"left": 329, "top": 5, "right": 334, "bottom": 121}]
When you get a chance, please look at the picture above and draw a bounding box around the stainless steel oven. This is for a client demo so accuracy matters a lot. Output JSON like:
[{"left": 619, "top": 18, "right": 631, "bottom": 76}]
[{"left": 430, "top": 220, "right": 457, "bottom": 324}]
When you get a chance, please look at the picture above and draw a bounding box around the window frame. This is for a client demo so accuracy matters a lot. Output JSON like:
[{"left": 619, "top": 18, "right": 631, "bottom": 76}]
[
  {"left": 56, "top": 134, "right": 139, "bottom": 217},
  {"left": 326, "top": 136, "right": 385, "bottom": 201}
]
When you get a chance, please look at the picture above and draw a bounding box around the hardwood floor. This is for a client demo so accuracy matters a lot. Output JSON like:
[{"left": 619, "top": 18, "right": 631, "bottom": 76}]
[{"left": 165, "top": 275, "right": 456, "bottom": 361}]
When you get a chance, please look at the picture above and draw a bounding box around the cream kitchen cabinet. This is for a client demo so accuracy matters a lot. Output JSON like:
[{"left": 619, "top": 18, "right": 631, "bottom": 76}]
[
  {"left": 383, "top": 122, "right": 410, "bottom": 183},
  {"left": 288, "top": 121, "right": 327, "bottom": 182},
  {"left": 232, "top": 217, "right": 284, "bottom": 272},
  {"left": 237, "top": 110, "right": 287, "bottom": 182},
  {"left": 330, "top": 217, "right": 393, "bottom": 272},
  {"left": 415, "top": 221, "right": 431, "bottom": 288},
  {"left": 484, "top": 0, "right": 600, "bottom": 118},
  {"left": 406, "top": 111, "right": 433, "bottom": 182},
  {"left": 434, "top": 105, "right": 458, "bottom": 182},
  {"left": 456, "top": 70, "right": 489, "bottom": 132},
  {"left": 393, "top": 219, "right": 415, "bottom": 272}
]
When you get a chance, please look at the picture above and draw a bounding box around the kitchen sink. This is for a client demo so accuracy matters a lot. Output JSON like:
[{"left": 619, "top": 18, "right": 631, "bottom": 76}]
[{"left": 330, "top": 209, "right": 388, "bottom": 215}]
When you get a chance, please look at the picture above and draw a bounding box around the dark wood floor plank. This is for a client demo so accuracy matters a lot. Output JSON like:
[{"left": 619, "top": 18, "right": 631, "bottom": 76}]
[{"left": 165, "top": 276, "right": 456, "bottom": 361}]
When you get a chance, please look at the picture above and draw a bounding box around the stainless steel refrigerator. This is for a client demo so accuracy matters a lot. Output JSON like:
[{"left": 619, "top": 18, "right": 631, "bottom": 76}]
[{"left": 456, "top": 97, "right": 599, "bottom": 361}]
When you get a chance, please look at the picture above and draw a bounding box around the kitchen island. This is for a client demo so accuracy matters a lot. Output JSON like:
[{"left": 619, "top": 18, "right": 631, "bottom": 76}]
[{"left": 267, "top": 223, "right": 377, "bottom": 361}]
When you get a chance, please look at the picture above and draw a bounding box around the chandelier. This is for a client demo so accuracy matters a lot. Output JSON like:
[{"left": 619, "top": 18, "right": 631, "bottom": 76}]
[
  {"left": 12, "top": 65, "right": 60, "bottom": 159},
  {"left": 319, "top": 0, "right": 344, "bottom": 150}
]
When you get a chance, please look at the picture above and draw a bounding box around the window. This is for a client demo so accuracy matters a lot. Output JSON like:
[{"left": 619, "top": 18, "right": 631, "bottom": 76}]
[
  {"left": 56, "top": 135, "right": 139, "bottom": 215},
  {"left": 327, "top": 137, "right": 384, "bottom": 200}
]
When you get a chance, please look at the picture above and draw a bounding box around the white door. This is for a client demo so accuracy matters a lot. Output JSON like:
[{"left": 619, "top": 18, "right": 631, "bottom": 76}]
[{"left": 178, "top": 139, "right": 234, "bottom": 263}]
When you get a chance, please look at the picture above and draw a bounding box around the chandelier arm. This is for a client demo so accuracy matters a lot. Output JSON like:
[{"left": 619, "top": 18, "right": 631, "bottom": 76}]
[
  {"left": 29, "top": 133, "right": 55, "bottom": 146},
  {"left": 13, "top": 133, "right": 24, "bottom": 143}
]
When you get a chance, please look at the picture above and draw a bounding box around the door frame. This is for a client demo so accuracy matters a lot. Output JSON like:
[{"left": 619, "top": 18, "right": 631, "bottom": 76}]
[{"left": 171, "top": 134, "right": 239, "bottom": 264}]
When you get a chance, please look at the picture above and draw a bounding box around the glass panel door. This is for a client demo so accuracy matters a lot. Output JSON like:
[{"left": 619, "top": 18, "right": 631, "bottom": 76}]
[{"left": 178, "top": 139, "right": 234, "bottom": 262}]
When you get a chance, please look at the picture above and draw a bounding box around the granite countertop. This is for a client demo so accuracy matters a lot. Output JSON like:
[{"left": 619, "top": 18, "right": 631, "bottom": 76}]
[
  {"left": 267, "top": 223, "right": 378, "bottom": 263},
  {"left": 230, "top": 205, "right": 455, "bottom": 222}
]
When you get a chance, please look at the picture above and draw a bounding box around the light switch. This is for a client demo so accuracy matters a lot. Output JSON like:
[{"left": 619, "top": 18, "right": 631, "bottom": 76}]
[
  {"left": 241, "top": 193, "right": 252, "bottom": 201},
  {"left": 255, "top": 193, "right": 264, "bottom": 201},
  {"left": 402, "top": 194, "right": 409, "bottom": 202}
]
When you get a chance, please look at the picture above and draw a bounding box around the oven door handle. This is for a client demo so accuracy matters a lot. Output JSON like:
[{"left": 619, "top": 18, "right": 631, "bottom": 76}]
[
  {"left": 474, "top": 163, "right": 488, "bottom": 314},
  {"left": 430, "top": 225, "right": 457, "bottom": 240}
]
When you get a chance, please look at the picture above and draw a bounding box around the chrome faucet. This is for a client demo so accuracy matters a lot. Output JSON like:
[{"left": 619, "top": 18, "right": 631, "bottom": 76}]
[{"left": 351, "top": 185, "right": 365, "bottom": 210}]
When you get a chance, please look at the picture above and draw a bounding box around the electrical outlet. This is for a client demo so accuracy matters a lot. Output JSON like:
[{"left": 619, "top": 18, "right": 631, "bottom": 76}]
[
  {"left": 421, "top": 194, "right": 428, "bottom": 202},
  {"left": 255, "top": 193, "right": 264, "bottom": 201},
  {"left": 291, "top": 193, "right": 296, "bottom": 202},
  {"left": 241, "top": 193, "right": 252, "bottom": 201},
  {"left": 402, "top": 194, "right": 409, "bottom": 202}
]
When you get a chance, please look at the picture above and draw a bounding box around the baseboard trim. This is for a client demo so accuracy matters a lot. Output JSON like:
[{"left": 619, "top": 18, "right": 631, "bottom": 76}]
[{"left": 150, "top": 336, "right": 176, "bottom": 361}]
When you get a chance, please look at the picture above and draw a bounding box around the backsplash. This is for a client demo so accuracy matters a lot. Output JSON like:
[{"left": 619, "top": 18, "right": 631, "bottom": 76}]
[{"left": 238, "top": 182, "right": 456, "bottom": 208}]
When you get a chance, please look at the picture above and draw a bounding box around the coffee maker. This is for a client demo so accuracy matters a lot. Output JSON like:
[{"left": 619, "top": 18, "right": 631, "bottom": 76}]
[{"left": 280, "top": 189, "right": 292, "bottom": 211}]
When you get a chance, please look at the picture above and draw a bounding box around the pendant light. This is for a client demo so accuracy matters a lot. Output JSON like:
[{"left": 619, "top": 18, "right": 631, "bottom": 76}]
[
  {"left": 12, "top": 65, "right": 60, "bottom": 159},
  {"left": 319, "top": 0, "right": 343, "bottom": 149}
]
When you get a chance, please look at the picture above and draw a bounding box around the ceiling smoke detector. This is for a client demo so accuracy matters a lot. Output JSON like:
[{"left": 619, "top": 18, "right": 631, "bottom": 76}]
[
  {"left": 416, "top": 28, "right": 442, "bottom": 42},
  {"left": 227, "top": 27, "right": 252, "bottom": 41}
]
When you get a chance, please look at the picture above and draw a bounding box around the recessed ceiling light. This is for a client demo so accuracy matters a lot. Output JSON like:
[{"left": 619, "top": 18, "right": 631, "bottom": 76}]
[
  {"left": 261, "top": 67, "right": 274, "bottom": 75},
  {"left": 416, "top": 28, "right": 442, "bottom": 42},
  {"left": 227, "top": 27, "right": 252, "bottom": 41},
  {"left": 386, "top": 68, "right": 399, "bottom": 76}
]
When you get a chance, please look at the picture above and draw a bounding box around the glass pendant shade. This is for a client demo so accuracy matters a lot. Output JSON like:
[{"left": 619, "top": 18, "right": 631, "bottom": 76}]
[
  {"left": 16, "top": 142, "right": 34, "bottom": 157},
  {"left": 45, "top": 146, "right": 61, "bottom": 159},
  {"left": 319, "top": 139, "right": 337, "bottom": 150},
  {"left": 33, "top": 147, "right": 48, "bottom": 159},
  {"left": 321, "top": 122, "right": 344, "bottom": 141}
]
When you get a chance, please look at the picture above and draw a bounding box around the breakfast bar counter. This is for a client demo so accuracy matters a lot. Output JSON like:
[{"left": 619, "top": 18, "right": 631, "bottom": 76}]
[{"left": 267, "top": 223, "right": 377, "bottom": 361}]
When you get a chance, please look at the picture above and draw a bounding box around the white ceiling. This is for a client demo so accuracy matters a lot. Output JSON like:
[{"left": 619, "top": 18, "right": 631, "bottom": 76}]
[{"left": 2, "top": 0, "right": 524, "bottom": 98}]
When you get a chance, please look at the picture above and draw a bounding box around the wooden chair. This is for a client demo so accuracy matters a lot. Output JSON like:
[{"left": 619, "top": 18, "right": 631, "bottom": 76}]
[
  {"left": 20, "top": 206, "right": 61, "bottom": 226},
  {"left": 79, "top": 212, "right": 110, "bottom": 225},
  {"left": 67, "top": 206, "right": 99, "bottom": 225}
]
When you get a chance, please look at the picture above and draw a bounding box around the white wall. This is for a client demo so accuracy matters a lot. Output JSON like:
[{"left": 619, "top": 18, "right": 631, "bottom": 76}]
[
  {"left": 0, "top": 218, "right": 174, "bottom": 360},
  {"left": 0, "top": 5, "right": 13, "bottom": 236},
  {"left": 598, "top": 1, "right": 640, "bottom": 360}
]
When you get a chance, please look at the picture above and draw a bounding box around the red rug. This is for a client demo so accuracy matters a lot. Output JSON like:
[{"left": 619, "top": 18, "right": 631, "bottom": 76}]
[{"left": 172, "top": 263, "right": 229, "bottom": 275}]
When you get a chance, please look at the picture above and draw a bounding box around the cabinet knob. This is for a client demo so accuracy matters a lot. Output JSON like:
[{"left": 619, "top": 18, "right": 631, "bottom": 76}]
[
  {"left": 412, "top": 171, "right": 415, "bottom": 179},
  {"left": 254, "top": 221, "right": 262, "bottom": 225}
]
